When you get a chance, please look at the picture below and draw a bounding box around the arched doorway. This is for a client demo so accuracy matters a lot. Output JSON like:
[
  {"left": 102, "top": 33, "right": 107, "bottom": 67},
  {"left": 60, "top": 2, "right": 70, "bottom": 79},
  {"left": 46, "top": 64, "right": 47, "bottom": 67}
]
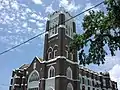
[{"left": 27, "top": 70, "right": 40, "bottom": 90}]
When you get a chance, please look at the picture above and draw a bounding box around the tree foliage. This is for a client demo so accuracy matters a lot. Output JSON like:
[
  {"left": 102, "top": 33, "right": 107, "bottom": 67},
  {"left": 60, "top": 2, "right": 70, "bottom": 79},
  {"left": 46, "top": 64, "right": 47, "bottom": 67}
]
[{"left": 70, "top": 0, "right": 120, "bottom": 65}]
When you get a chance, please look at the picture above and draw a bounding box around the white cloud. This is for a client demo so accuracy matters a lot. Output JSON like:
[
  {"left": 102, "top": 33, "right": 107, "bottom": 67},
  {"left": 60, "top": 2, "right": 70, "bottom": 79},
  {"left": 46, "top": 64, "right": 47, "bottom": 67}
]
[
  {"left": 59, "top": 0, "right": 80, "bottom": 12},
  {"left": 27, "top": 27, "right": 32, "bottom": 32},
  {"left": 0, "top": 0, "right": 46, "bottom": 48},
  {"left": 44, "top": 17, "right": 48, "bottom": 21},
  {"left": 36, "top": 21, "right": 44, "bottom": 27},
  {"left": 45, "top": 4, "right": 55, "bottom": 14},
  {"left": 1, "top": 0, "right": 9, "bottom": 6},
  {"left": 87, "top": 51, "right": 120, "bottom": 90},
  {"left": 38, "top": 27, "right": 44, "bottom": 31},
  {"left": 31, "top": 13, "right": 38, "bottom": 18},
  {"left": 0, "top": 5, "right": 3, "bottom": 10},
  {"left": 22, "top": 23, "right": 28, "bottom": 28},
  {"left": 87, "top": 51, "right": 120, "bottom": 72},
  {"left": 26, "top": 8, "right": 32, "bottom": 13},
  {"left": 29, "top": 19, "right": 36, "bottom": 23},
  {"left": 11, "top": 0, "right": 19, "bottom": 10},
  {"left": 86, "top": 0, "right": 90, "bottom": 1},
  {"left": 84, "top": 3, "right": 100, "bottom": 15},
  {"left": 21, "top": 16, "right": 26, "bottom": 20},
  {"left": 32, "top": 0, "right": 42, "bottom": 4},
  {"left": 30, "top": 13, "right": 45, "bottom": 20},
  {"left": 8, "top": 31, "right": 12, "bottom": 33},
  {"left": 36, "top": 16, "right": 44, "bottom": 20},
  {"left": 109, "top": 64, "right": 120, "bottom": 90}
]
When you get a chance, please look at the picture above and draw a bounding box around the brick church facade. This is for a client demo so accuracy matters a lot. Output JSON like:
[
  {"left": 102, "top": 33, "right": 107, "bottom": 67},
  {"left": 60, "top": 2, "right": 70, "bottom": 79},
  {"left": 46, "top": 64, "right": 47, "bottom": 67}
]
[{"left": 9, "top": 8, "right": 118, "bottom": 90}]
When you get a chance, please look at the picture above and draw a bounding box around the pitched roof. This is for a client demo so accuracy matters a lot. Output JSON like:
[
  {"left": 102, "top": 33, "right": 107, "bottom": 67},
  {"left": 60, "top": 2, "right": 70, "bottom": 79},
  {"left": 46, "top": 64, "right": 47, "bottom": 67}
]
[
  {"left": 35, "top": 56, "right": 43, "bottom": 62},
  {"left": 19, "top": 64, "right": 30, "bottom": 69}
]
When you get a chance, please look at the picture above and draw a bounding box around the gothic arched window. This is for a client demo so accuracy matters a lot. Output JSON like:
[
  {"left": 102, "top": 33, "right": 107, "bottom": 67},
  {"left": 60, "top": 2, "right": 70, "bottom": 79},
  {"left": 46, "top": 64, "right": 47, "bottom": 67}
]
[
  {"left": 79, "top": 74, "right": 81, "bottom": 83},
  {"left": 53, "top": 45, "right": 58, "bottom": 58},
  {"left": 67, "top": 83, "right": 73, "bottom": 90},
  {"left": 65, "top": 45, "right": 69, "bottom": 58},
  {"left": 54, "top": 50, "right": 57, "bottom": 58},
  {"left": 88, "top": 79, "right": 91, "bottom": 86},
  {"left": 48, "top": 52, "right": 52, "bottom": 59},
  {"left": 52, "top": 25, "right": 55, "bottom": 34},
  {"left": 28, "top": 70, "right": 39, "bottom": 90},
  {"left": 65, "top": 22, "right": 73, "bottom": 39},
  {"left": 70, "top": 28, "right": 73, "bottom": 37},
  {"left": 82, "top": 86, "right": 85, "bottom": 90},
  {"left": 48, "top": 18, "right": 58, "bottom": 38},
  {"left": 55, "top": 25, "right": 58, "bottom": 34},
  {"left": 49, "top": 27, "right": 52, "bottom": 37},
  {"left": 68, "top": 26, "right": 70, "bottom": 36},
  {"left": 70, "top": 53, "right": 73, "bottom": 60},
  {"left": 82, "top": 77, "right": 85, "bottom": 84},
  {"left": 92, "top": 81, "right": 95, "bottom": 86},
  {"left": 48, "top": 47, "right": 53, "bottom": 59},
  {"left": 48, "top": 66, "right": 55, "bottom": 78},
  {"left": 66, "top": 25, "right": 68, "bottom": 34},
  {"left": 66, "top": 67, "right": 72, "bottom": 79}
]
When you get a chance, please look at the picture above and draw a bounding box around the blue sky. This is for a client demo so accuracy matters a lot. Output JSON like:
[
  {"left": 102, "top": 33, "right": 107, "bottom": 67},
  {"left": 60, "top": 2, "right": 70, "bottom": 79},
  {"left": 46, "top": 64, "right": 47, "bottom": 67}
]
[{"left": 0, "top": 0, "right": 120, "bottom": 90}]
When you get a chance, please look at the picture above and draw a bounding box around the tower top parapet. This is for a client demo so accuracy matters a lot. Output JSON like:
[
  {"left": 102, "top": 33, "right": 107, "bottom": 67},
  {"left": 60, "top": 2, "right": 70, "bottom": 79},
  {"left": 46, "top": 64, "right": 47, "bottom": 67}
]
[{"left": 48, "top": 7, "right": 73, "bottom": 20}]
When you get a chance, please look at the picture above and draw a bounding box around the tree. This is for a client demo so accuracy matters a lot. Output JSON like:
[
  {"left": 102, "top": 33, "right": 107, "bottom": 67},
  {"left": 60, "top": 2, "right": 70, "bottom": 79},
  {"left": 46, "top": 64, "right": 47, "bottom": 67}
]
[{"left": 70, "top": 0, "right": 120, "bottom": 65}]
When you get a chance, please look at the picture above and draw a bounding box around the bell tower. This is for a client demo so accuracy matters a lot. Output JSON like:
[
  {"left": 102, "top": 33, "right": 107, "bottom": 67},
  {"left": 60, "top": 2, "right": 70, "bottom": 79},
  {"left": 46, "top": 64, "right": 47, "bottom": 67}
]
[
  {"left": 43, "top": 8, "right": 80, "bottom": 90},
  {"left": 43, "top": 8, "right": 77, "bottom": 62}
]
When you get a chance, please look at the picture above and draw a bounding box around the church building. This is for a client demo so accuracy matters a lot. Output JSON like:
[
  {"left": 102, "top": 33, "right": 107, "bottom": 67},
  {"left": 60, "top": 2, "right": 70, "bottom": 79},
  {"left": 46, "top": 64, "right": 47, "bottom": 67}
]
[{"left": 9, "top": 8, "right": 118, "bottom": 90}]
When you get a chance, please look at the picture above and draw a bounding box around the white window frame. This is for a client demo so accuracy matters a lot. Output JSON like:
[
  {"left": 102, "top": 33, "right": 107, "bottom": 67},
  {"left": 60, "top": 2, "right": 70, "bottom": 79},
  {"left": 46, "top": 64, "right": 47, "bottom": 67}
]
[
  {"left": 33, "top": 62, "right": 36, "bottom": 69},
  {"left": 87, "top": 79, "right": 91, "bottom": 86},
  {"left": 68, "top": 26, "right": 70, "bottom": 36},
  {"left": 70, "top": 28, "right": 73, "bottom": 37},
  {"left": 48, "top": 18, "right": 58, "bottom": 38},
  {"left": 70, "top": 53, "right": 73, "bottom": 60},
  {"left": 67, "top": 83, "right": 73, "bottom": 90},
  {"left": 79, "top": 74, "right": 81, "bottom": 83},
  {"left": 48, "top": 52, "right": 52, "bottom": 59},
  {"left": 65, "top": 50, "right": 68, "bottom": 58},
  {"left": 103, "top": 79, "right": 106, "bottom": 86},
  {"left": 55, "top": 25, "right": 58, "bottom": 34},
  {"left": 52, "top": 25, "right": 55, "bottom": 34},
  {"left": 66, "top": 67, "right": 72, "bottom": 79},
  {"left": 48, "top": 66, "right": 55, "bottom": 78},
  {"left": 54, "top": 50, "right": 57, "bottom": 58},
  {"left": 49, "top": 28, "right": 52, "bottom": 37},
  {"left": 65, "top": 25, "right": 68, "bottom": 34},
  {"left": 82, "top": 77, "right": 85, "bottom": 84},
  {"left": 65, "top": 23, "right": 73, "bottom": 39}
]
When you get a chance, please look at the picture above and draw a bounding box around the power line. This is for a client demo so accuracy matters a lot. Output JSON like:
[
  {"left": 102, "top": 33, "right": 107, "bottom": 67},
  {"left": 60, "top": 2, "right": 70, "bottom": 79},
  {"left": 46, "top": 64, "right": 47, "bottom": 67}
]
[
  {"left": 64, "top": 1, "right": 104, "bottom": 23},
  {"left": 0, "top": 84, "right": 9, "bottom": 87},
  {"left": 0, "top": 1, "right": 104, "bottom": 56},
  {"left": 0, "top": 31, "right": 46, "bottom": 55}
]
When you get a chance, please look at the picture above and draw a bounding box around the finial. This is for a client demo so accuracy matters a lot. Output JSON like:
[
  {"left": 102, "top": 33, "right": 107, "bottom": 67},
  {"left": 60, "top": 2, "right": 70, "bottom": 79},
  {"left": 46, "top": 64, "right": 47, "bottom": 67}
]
[{"left": 59, "top": 6, "right": 65, "bottom": 13}]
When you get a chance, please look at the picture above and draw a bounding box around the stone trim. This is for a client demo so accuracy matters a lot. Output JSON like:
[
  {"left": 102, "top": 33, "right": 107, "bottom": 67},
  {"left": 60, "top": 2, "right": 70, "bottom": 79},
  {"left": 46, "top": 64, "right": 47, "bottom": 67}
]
[
  {"left": 45, "top": 31, "right": 49, "bottom": 34},
  {"left": 41, "top": 56, "right": 78, "bottom": 65},
  {"left": 14, "top": 75, "right": 20, "bottom": 78},
  {"left": 58, "top": 25, "right": 66, "bottom": 28},
  {"left": 48, "top": 66, "right": 55, "bottom": 78},
  {"left": 40, "top": 75, "right": 80, "bottom": 81},
  {"left": 47, "top": 62, "right": 56, "bottom": 66},
  {"left": 14, "top": 84, "right": 20, "bottom": 86}
]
